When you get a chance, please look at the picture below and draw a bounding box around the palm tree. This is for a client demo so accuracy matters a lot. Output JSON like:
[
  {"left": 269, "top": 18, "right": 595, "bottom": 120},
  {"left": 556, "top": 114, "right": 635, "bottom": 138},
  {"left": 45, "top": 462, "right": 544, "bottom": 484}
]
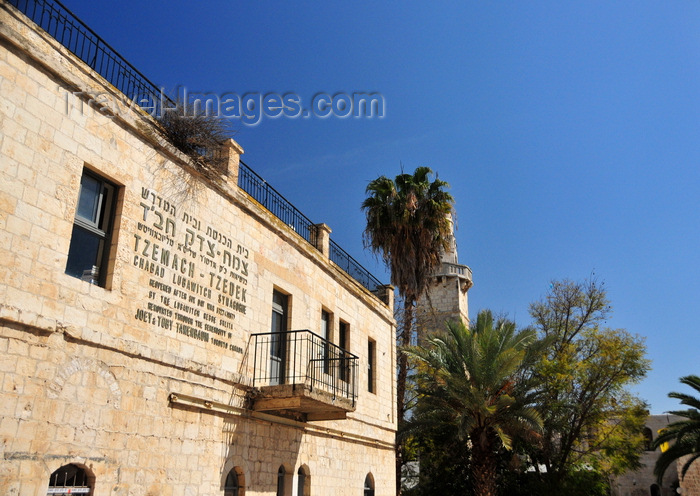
[
  {"left": 653, "top": 375, "right": 700, "bottom": 484},
  {"left": 406, "top": 310, "right": 543, "bottom": 496},
  {"left": 362, "top": 166, "right": 454, "bottom": 495}
]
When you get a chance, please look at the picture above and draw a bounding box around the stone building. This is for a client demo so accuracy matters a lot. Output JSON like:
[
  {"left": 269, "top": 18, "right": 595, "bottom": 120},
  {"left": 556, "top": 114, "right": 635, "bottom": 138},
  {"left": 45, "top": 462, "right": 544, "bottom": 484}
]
[
  {"left": 610, "top": 414, "right": 700, "bottom": 496},
  {"left": 415, "top": 213, "right": 472, "bottom": 341},
  {"left": 676, "top": 455, "right": 700, "bottom": 496},
  {"left": 0, "top": 1, "right": 396, "bottom": 494}
]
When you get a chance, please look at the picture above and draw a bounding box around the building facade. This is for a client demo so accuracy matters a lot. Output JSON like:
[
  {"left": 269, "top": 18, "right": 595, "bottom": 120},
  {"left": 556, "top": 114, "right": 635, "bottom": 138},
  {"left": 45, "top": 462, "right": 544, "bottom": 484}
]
[
  {"left": 0, "top": 1, "right": 396, "bottom": 494},
  {"left": 611, "top": 415, "right": 680, "bottom": 496}
]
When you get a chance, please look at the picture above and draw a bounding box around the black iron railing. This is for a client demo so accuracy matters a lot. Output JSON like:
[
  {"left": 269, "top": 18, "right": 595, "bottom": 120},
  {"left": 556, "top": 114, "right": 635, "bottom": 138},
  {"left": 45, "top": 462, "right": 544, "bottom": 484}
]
[
  {"left": 251, "top": 330, "right": 358, "bottom": 404},
  {"left": 7, "top": 0, "right": 173, "bottom": 115},
  {"left": 330, "top": 240, "right": 383, "bottom": 293},
  {"left": 238, "top": 161, "right": 383, "bottom": 293},
  {"left": 237, "top": 161, "right": 318, "bottom": 246},
  {"left": 9, "top": 0, "right": 384, "bottom": 295}
]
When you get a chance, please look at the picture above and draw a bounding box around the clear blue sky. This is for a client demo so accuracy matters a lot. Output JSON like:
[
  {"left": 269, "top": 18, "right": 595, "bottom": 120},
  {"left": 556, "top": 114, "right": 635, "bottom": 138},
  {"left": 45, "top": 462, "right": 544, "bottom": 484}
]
[{"left": 64, "top": 0, "right": 700, "bottom": 414}]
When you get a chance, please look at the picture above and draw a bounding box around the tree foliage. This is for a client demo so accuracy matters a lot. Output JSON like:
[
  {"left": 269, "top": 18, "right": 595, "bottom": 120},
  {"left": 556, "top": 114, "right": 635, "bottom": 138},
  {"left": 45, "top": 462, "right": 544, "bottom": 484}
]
[
  {"left": 362, "top": 166, "right": 454, "bottom": 495},
  {"left": 653, "top": 375, "right": 700, "bottom": 483},
  {"left": 406, "top": 311, "right": 543, "bottom": 496},
  {"left": 362, "top": 167, "right": 453, "bottom": 305},
  {"left": 526, "top": 278, "right": 650, "bottom": 492}
]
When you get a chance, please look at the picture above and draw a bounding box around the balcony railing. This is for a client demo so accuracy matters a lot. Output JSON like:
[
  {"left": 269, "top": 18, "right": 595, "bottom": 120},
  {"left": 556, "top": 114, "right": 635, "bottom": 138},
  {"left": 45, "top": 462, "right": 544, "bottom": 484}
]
[
  {"left": 251, "top": 329, "right": 358, "bottom": 406},
  {"left": 438, "top": 262, "right": 473, "bottom": 280},
  {"left": 9, "top": 0, "right": 385, "bottom": 297}
]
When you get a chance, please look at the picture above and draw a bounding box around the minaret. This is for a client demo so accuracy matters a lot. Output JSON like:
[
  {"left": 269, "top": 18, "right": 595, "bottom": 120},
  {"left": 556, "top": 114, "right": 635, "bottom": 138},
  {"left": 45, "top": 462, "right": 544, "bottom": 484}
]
[{"left": 416, "top": 214, "right": 472, "bottom": 342}]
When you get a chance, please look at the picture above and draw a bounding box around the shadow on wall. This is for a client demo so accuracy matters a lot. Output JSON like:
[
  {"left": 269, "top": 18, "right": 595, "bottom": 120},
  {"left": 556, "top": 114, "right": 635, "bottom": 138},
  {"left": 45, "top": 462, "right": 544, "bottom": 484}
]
[{"left": 219, "top": 388, "right": 304, "bottom": 495}]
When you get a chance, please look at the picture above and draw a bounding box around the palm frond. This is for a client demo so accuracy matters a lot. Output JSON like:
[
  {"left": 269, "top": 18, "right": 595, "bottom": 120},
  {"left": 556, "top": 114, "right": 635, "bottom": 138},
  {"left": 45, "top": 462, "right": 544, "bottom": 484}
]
[{"left": 653, "top": 375, "right": 700, "bottom": 483}]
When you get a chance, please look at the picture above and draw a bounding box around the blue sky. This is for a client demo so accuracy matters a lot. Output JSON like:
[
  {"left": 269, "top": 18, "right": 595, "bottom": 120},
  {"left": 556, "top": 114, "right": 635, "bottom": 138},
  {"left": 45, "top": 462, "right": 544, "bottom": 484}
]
[{"left": 64, "top": 1, "right": 699, "bottom": 413}]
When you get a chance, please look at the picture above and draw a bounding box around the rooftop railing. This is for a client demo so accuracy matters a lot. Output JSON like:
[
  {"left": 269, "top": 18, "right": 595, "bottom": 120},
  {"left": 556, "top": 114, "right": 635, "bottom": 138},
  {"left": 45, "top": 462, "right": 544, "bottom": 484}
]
[
  {"left": 8, "top": 0, "right": 171, "bottom": 115},
  {"left": 329, "top": 239, "right": 383, "bottom": 293},
  {"left": 9, "top": 0, "right": 384, "bottom": 295},
  {"left": 238, "top": 161, "right": 383, "bottom": 293},
  {"left": 237, "top": 161, "right": 318, "bottom": 246}
]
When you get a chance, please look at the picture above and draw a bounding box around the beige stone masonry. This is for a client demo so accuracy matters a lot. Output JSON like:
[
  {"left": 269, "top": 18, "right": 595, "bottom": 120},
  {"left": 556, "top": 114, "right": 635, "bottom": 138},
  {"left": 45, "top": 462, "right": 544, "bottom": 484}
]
[
  {"left": 313, "top": 223, "right": 332, "bottom": 257},
  {"left": 0, "top": 2, "right": 397, "bottom": 495}
]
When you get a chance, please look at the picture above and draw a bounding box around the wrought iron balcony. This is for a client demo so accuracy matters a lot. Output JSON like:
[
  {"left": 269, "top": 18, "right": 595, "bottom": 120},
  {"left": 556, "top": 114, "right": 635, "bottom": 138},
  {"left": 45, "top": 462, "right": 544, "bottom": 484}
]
[{"left": 250, "top": 330, "right": 358, "bottom": 421}]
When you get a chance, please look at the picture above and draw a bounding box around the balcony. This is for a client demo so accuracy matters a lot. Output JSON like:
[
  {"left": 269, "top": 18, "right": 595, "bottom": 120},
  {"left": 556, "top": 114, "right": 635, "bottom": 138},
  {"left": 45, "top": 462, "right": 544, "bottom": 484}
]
[
  {"left": 435, "top": 262, "right": 473, "bottom": 292},
  {"left": 250, "top": 330, "right": 358, "bottom": 421}
]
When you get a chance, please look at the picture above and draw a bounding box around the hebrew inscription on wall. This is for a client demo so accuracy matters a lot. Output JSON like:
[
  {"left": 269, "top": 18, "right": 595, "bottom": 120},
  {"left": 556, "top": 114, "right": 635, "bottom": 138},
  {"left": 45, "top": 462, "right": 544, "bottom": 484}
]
[{"left": 131, "top": 188, "right": 250, "bottom": 353}]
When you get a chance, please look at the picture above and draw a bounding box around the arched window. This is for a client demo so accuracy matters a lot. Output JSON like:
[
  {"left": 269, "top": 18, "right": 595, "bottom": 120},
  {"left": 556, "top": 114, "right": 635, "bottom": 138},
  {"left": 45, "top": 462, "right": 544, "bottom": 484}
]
[
  {"left": 643, "top": 427, "right": 654, "bottom": 451},
  {"left": 364, "top": 473, "right": 374, "bottom": 496},
  {"left": 650, "top": 483, "right": 661, "bottom": 496},
  {"left": 277, "top": 466, "right": 286, "bottom": 496},
  {"left": 297, "top": 466, "right": 309, "bottom": 496},
  {"left": 48, "top": 464, "right": 92, "bottom": 495},
  {"left": 224, "top": 467, "right": 244, "bottom": 496}
]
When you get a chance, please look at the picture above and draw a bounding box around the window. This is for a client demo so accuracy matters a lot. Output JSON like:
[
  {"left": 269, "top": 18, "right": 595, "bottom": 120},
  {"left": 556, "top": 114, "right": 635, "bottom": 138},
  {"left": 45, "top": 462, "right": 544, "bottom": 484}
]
[
  {"left": 339, "top": 321, "right": 349, "bottom": 382},
  {"left": 65, "top": 169, "right": 118, "bottom": 287},
  {"left": 643, "top": 427, "right": 654, "bottom": 451},
  {"left": 48, "top": 463, "right": 92, "bottom": 495},
  {"left": 276, "top": 466, "right": 286, "bottom": 496},
  {"left": 270, "top": 291, "right": 289, "bottom": 385},
  {"left": 224, "top": 467, "right": 244, "bottom": 496},
  {"left": 368, "top": 339, "right": 376, "bottom": 393},
  {"left": 364, "top": 473, "right": 375, "bottom": 496},
  {"left": 297, "top": 466, "right": 309, "bottom": 496},
  {"left": 321, "top": 310, "right": 331, "bottom": 373}
]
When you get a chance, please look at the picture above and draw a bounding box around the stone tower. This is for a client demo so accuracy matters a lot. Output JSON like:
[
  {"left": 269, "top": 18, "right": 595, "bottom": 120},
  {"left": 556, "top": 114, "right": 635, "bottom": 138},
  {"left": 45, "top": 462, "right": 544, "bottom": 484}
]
[{"left": 416, "top": 214, "right": 472, "bottom": 342}]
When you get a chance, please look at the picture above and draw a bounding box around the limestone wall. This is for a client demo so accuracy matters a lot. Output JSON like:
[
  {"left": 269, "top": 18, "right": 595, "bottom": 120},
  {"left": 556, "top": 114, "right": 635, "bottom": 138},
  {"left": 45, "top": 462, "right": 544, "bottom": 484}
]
[
  {"left": 678, "top": 456, "right": 700, "bottom": 496},
  {"left": 611, "top": 415, "right": 681, "bottom": 496},
  {"left": 0, "top": 3, "right": 396, "bottom": 494}
]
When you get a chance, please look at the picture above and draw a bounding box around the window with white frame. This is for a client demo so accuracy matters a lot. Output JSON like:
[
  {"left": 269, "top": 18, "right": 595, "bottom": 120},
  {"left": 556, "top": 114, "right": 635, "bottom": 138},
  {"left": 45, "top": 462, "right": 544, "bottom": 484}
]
[{"left": 65, "top": 168, "right": 118, "bottom": 287}]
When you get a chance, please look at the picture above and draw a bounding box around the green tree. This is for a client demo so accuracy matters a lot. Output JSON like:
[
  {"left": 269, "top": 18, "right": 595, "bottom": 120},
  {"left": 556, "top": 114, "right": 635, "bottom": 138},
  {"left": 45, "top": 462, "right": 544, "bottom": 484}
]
[
  {"left": 362, "top": 166, "right": 454, "bottom": 495},
  {"left": 527, "top": 278, "right": 650, "bottom": 493},
  {"left": 653, "top": 375, "right": 700, "bottom": 483},
  {"left": 406, "top": 311, "right": 543, "bottom": 496}
]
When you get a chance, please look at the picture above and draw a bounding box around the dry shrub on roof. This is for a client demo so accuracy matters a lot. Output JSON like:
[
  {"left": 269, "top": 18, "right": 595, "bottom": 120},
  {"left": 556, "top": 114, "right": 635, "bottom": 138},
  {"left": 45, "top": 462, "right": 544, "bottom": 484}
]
[{"left": 156, "top": 100, "right": 234, "bottom": 173}]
